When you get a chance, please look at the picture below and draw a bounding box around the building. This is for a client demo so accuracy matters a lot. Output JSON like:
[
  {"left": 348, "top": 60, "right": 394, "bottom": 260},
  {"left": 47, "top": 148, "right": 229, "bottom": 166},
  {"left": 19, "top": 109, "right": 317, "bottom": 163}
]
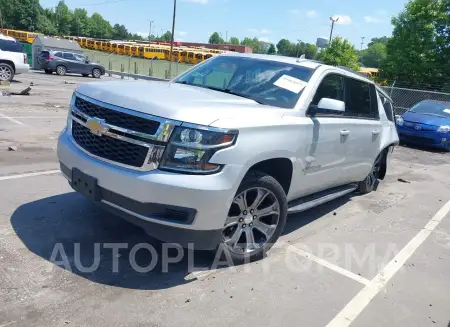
[{"left": 31, "top": 35, "right": 83, "bottom": 69}]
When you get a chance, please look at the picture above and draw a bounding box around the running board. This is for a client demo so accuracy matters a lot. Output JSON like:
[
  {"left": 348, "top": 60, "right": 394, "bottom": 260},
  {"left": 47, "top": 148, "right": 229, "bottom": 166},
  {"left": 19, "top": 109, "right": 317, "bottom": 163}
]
[{"left": 288, "top": 184, "right": 358, "bottom": 214}]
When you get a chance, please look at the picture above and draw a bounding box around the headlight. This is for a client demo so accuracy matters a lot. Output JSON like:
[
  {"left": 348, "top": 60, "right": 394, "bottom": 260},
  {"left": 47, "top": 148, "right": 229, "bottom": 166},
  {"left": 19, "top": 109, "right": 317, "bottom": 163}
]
[
  {"left": 437, "top": 125, "right": 450, "bottom": 133},
  {"left": 395, "top": 116, "right": 404, "bottom": 126},
  {"left": 159, "top": 125, "right": 238, "bottom": 174}
]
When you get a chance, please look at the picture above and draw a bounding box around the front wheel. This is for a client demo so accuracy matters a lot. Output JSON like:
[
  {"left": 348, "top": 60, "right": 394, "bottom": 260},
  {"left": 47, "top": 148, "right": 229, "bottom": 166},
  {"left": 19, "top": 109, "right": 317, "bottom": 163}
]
[
  {"left": 220, "top": 171, "right": 287, "bottom": 263},
  {"left": 358, "top": 151, "right": 385, "bottom": 194},
  {"left": 92, "top": 68, "right": 101, "bottom": 78},
  {"left": 0, "top": 63, "right": 14, "bottom": 81}
]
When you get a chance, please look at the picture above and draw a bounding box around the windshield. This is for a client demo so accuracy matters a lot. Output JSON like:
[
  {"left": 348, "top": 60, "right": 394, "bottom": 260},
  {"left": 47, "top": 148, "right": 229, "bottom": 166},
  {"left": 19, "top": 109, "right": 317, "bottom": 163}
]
[
  {"left": 410, "top": 101, "right": 450, "bottom": 118},
  {"left": 174, "top": 56, "right": 314, "bottom": 109}
]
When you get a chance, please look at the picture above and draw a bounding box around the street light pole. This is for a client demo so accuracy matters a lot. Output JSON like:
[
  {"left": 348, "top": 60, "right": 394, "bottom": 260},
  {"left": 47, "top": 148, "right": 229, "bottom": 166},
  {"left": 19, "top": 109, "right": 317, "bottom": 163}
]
[
  {"left": 360, "top": 36, "right": 365, "bottom": 50},
  {"left": 148, "top": 20, "right": 154, "bottom": 43},
  {"left": 329, "top": 16, "right": 339, "bottom": 44},
  {"left": 168, "top": 0, "right": 177, "bottom": 78}
]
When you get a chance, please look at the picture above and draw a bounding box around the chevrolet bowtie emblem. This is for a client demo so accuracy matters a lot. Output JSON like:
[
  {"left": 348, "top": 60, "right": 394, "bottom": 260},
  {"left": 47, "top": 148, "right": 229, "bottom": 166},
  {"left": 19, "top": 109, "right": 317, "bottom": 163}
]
[{"left": 86, "top": 117, "right": 109, "bottom": 136}]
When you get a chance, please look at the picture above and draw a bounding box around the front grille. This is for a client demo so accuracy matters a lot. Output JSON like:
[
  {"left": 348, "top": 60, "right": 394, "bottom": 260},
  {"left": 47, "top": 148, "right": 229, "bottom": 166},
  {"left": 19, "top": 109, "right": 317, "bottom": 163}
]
[
  {"left": 75, "top": 97, "right": 160, "bottom": 135},
  {"left": 400, "top": 134, "right": 436, "bottom": 145},
  {"left": 403, "top": 122, "right": 437, "bottom": 131},
  {"left": 72, "top": 121, "right": 149, "bottom": 167}
]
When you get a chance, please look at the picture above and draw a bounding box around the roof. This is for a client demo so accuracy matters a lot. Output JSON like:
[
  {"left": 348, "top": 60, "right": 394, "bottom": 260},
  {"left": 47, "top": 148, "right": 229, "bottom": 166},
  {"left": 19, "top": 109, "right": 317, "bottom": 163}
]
[
  {"left": 33, "top": 35, "right": 82, "bottom": 51},
  {"left": 220, "top": 53, "right": 374, "bottom": 83},
  {"left": 0, "top": 34, "right": 16, "bottom": 41}
]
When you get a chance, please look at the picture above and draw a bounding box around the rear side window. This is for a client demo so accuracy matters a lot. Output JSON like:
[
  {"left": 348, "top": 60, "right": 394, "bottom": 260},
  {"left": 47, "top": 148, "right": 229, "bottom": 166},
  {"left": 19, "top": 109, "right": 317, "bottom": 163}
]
[
  {"left": 54, "top": 52, "right": 63, "bottom": 58},
  {"left": 63, "top": 53, "right": 76, "bottom": 60},
  {"left": 0, "top": 40, "right": 24, "bottom": 53},
  {"left": 345, "top": 78, "right": 377, "bottom": 119},
  {"left": 39, "top": 51, "right": 50, "bottom": 58},
  {"left": 379, "top": 93, "right": 394, "bottom": 121}
]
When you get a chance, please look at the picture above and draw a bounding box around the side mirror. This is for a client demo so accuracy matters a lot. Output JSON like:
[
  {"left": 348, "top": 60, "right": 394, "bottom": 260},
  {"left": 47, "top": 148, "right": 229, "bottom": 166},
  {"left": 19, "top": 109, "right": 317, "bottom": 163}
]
[{"left": 317, "top": 98, "right": 345, "bottom": 112}]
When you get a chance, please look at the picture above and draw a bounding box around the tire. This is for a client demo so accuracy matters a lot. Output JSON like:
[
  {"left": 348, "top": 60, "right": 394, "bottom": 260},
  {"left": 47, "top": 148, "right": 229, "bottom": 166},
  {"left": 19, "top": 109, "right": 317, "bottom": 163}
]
[
  {"left": 92, "top": 68, "right": 101, "bottom": 78},
  {"left": 358, "top": 150, "right": 385, "bottom": 194},
  {"left": 82, "top": 74, "right": 89, "bottom": 77},
  {"left": 219, "top": 171, "right": 288, "bottom": 263},
  {"left": 0, "top": 63, "right": 14, "bottom": 82},
  {"left": 56, "top": 65, "right": 67, "bottom": 76},
  {"left": 44, "top": 69, "right": 52, "bottom": 74}
]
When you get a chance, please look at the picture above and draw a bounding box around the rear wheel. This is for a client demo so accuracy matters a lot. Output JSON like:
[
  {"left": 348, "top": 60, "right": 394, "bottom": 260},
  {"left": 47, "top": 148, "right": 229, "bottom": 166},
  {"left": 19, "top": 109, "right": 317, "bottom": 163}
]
[
  {"left": 56, "top": 65, "right": 67, "bottom": 76},
  {"left": 358, "top": 151, "right": 385, "bottom": 194},
  {"left": 0, "top": 63, "right": 14, "bottom": 82},
  {"left": 220, "top": 171, "right": 287, "bottom": 263},
  {"left": 92, "top": 68, "right": 101, "bottom": 78}
]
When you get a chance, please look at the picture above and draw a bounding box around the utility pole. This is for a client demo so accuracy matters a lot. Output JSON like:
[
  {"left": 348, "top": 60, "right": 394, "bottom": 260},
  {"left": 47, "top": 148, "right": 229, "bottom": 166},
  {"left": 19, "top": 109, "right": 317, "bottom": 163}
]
[
  {"left": 148, "top": 20, "right": 154, "bottom": 42},
  {"left": 360, "top": 36, "right": 365, "bottom": 50},
  {"left": 329, "top": 16, "right": 339, "bottom": 44},
  {"left": 168, "top": 0, "right": 177, "bottom": 79},
  {"left": 225, "top": 31, "right": 228, "bottom": 44}
]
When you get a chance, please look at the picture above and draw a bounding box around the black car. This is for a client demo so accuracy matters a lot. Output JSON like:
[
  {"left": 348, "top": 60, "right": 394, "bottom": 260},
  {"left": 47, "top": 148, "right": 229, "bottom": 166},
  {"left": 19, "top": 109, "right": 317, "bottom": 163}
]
[{"left": 38, "top": 50, "right": 105, "bottom": 78}]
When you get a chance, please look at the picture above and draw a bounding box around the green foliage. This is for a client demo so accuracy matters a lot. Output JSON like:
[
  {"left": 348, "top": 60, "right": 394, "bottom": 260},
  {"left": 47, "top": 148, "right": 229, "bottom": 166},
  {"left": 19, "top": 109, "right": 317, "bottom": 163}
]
[
  {"left": 229, "top": 37, "right": 240, "bottom": 45},
  {"left": 321, "top": 37, "right": 360, "bottom": 70},
  {"left": 159, "top": 31, "right": 173, "bottom": 42},
  {"left": 367, "top": 36, "right": 390, "bottom": 47},
  {"left": 55, "top": 1, "right": 72, "bottom": 35},
  {"left": 276, "top": 38, "right": 318, "bottom": 59},
  {"left": 359, "top": 43, "right": 387, "bottom": 68},
  {"left": 267, "top": 43, "right": 276, "bottom": 54},
  {"left": 208, "top": 32, "right": 224, "bottom": 44},
  {"left": 381, "top": 0, "right": 450, "bottom": 87}
]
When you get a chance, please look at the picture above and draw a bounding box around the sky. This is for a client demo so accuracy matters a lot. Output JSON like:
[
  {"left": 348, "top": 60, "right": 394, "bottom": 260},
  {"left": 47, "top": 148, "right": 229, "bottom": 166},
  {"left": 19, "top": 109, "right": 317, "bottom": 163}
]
[{"left": 40, "top": 0, "right": 408, "bottom": 49}]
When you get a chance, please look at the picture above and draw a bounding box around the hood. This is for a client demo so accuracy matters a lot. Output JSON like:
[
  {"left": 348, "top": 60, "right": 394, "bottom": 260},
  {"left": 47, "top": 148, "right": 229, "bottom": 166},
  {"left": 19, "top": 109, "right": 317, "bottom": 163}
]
[
  {"left": 402, "top": 110, "right": 450, "bottom": 126},
  {"left": 76, "top": 80, "right": 283, "bottom": 126}
]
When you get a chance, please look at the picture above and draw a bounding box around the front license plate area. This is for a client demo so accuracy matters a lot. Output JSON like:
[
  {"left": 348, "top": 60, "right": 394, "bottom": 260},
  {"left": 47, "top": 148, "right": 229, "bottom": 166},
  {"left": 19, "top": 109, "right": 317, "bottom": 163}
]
[{"left": 71, "top": 168, "right": 101, "bottom": 201}]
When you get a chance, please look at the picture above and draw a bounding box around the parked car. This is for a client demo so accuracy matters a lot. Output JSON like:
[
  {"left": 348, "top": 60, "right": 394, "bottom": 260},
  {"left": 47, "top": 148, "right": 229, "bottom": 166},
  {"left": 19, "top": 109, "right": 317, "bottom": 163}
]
[
  {"left": 396, "top": 100, "right": 450, "bottom": 151},
  {"left": 57, "top": 54, "right": 399, "bottom": 262},
  {"left": 0, "top": 34, "right": 29, "bottom": 81},
  {"left": 38, "top": 50, "right": 105, "bottom": 78}
]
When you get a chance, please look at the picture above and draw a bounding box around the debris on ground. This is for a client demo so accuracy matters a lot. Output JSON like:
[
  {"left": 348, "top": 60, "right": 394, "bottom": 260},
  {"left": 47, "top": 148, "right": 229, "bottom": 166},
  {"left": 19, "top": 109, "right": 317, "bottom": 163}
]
[
  {"left": 30, "top": 82, "right": 35, "bottom": 86},
  {"left": 333, "top": 212, "right": 337, "bottom": 216},
  {"left": 64, "top": 81, "right": 76, "bottom": 85},
  {"left": 8, "top": 146, "right": 17, "bottom": 151},
  {"left": 1, "top": 87, "right": 32, "bottom": 96},
  {"left": 185, "top": 299, "right": 191, "bottom": 303},
  {"left": 398, "top": 178, "right": 411, "bottom": 183}
]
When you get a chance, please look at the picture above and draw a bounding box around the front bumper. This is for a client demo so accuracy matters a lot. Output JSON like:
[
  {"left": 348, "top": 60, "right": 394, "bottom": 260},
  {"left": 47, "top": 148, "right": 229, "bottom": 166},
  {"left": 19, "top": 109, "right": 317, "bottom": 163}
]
[
  {"left": 397, "top": 126, "right": 450, "bottom": 150},
  {"left": 57, "top": 129, "right": 243, "bottom": 249}
]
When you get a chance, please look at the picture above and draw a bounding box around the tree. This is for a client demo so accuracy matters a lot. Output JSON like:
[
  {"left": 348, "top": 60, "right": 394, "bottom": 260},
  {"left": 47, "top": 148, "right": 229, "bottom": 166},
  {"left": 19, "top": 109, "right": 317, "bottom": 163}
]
[
  {"left": 209, "top": 32, "right": 224, "bottom": 44},
  {"left": 382, "top": 0, "right": 450, "bottom": 87},
  {"left": 90, "top": 13, "right": 113, "bottom": 39},
  {"left": 367, "top": 36, "right": 390, "bottom": 47},
  {"left": 267, "top": 43, "right": 276, "bottom": 54},
  {"left": 276, "top": 39, "right": 293, "bottom": 56},
  {"left": 359, "top": 43, "right": 387, "bottom": 68},
  {"left": 112, "top": 24, "right": 128, "bottom": 40},
  {"left": 71, "top": 8, "right": 91, "bottom": 36},
  {"left": 229, "top": 37, "right": 240, "bottom": 45},
  {"left": 304, "top": 43, "right": 318, "bottom": 59},
  {"left": 55, "top": 0, "right": 72, "bottom": 35},
  {"left": 159, "top": 31, "right": 173, "bottom": 42},
  {"left": 320, "top": 37, "right": 360, "bottom": 70}
]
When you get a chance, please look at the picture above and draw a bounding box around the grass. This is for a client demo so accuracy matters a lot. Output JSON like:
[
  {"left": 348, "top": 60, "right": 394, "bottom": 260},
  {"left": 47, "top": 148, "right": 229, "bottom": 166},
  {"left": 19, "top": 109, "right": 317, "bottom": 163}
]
[{"left": 83, "top": 49, "right": 193, "bottom": 79}]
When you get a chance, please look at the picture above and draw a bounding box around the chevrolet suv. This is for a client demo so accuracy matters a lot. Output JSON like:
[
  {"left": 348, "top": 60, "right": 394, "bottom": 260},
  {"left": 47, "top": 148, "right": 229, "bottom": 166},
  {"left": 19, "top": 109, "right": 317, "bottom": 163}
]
[
  {"left": 0, "top": 34, "right": 29, "bottom": 81},
  {"left": 57, "top": 54, "right": 399, "bottom": 261}
]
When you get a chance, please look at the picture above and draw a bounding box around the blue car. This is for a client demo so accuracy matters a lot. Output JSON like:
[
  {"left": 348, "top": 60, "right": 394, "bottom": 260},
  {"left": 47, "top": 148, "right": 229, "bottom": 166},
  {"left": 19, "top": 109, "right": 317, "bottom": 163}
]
[{"left": 396, "top": 100, "right": 450, "bottom": 151}]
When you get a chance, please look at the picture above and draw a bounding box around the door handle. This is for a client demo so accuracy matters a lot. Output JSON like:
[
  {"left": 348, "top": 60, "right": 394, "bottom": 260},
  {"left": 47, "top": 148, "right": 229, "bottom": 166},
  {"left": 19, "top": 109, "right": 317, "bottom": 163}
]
[
  {"left": 372, "top": 130, "right": 380, "bottom": 135},
  {"left": 340, "top": 130, "right": 350, "bottom": 136}
]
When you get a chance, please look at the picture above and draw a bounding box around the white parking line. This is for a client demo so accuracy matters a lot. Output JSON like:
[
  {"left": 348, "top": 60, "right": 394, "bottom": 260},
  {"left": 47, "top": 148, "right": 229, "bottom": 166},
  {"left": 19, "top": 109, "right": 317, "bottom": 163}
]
[
  {"left": 284, "top": 244, "right": 371, "bottom": 285},
  {"left": 0, "top": 116, "right": 67, "bottom": 119},
  {"left": 0, "top": 170, "right": 60, "bottom": 181},
  {"left": 0, "top": 113, "right": 24, "bottom": 125},
  {"left": 325, "top": 198, "right": 450, "bottom": 327}
]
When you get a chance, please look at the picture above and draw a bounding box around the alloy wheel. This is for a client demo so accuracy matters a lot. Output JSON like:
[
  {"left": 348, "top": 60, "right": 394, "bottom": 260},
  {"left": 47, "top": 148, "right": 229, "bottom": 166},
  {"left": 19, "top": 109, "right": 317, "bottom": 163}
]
[
  {"left": 0, "top": 66, "right": 12, "bottom": 81},
  {"left": 222, "top": 187, "right": 280, "bottom": 254}
]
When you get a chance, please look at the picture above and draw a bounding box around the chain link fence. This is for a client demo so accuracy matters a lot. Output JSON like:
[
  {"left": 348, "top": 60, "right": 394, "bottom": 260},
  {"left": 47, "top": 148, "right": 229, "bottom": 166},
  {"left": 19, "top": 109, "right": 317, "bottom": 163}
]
[
  {"left": 380, "top": 85, "right": 450, "bottom": 115},
  {"left": 82, "top": 50, "right": 192, "bottom": 79}
]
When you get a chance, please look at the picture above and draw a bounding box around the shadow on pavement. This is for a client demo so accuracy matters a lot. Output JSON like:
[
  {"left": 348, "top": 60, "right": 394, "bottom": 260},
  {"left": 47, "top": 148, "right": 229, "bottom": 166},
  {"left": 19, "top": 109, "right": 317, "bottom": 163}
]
[
  {"left": 399, "top": 142, "right": 449, "bottom": 154},
  {"left": 11, "top": 191, "right": 355, "bottom": 290}
]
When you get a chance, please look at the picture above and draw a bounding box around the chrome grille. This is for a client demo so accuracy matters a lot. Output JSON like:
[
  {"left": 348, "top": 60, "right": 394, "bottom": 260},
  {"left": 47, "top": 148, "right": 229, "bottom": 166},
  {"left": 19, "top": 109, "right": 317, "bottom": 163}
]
[
  {"left": 75, "top": 96, "right": 160, "bottom": 135},
  {"left": 69, "top": 93, "right": 180, "bottom": 171}
]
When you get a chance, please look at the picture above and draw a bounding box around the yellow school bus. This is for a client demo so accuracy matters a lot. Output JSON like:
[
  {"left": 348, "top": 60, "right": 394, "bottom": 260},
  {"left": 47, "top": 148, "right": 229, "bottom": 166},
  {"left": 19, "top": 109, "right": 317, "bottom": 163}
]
[
  {"left": 359, "top": 67, "right": 379, "bottom": 79},
  {"left": 0, "top": 29, "right": 38, "bottom": 43},
  {"left": 130, "top": 46, "right": 139, "bottom": 57},
  {"left": 138, "top": 46, "right": 145, "bottom": 57},
  {"left": 87, "top": 39, "right": 95, "bottom": 49},
  {"left": 193, "top": 52, "right": 205, "bottom": 64},
  {"left": 116, "top": 44, "right": 125, "bottom": 55},
  {"left": 94, "top": 40, "right": 102, "bottom": 50},
  {"left": 186, "top": 51, "right": 195, "bottom": 64},
  {"left": 78, "top": 37, "right": 88, "bottom": 48},
  {"left": 124, "top": 44, "right": 132, "bottom": 56},
  {"left": 143, "top": 46, "right": 165, "bottom": 60}
]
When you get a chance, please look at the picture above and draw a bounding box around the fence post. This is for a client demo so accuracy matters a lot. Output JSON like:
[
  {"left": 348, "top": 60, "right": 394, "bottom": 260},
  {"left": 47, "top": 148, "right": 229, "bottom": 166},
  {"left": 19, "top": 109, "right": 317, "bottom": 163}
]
[
  {"left": 149, "top": 67, "right": 153, "bottom": 76},
  {"left": 134, "top": 62, "right": 138, "bottom": 80},
  {"left": 165, "top": 70, "right": 169, "bottom": 79},
  {"left": 121, "top": 64, "right": 124, "bottom": 79}
]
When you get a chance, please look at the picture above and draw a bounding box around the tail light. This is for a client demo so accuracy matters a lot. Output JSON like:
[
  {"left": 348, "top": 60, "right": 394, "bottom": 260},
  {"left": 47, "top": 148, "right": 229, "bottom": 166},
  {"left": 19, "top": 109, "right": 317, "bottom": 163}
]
[
  {"left": 23, "top": 54, "right": 27, "bottom": 64},
  {"left": 47, "top": 56, "right": 55, "bottom": 61}
]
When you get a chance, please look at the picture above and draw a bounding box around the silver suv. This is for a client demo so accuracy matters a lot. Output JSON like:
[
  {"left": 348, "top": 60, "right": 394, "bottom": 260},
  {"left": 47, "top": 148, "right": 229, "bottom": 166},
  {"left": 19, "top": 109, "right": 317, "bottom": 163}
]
[{"left": 57, "top": 54, "right": 399, "bottom": 261}]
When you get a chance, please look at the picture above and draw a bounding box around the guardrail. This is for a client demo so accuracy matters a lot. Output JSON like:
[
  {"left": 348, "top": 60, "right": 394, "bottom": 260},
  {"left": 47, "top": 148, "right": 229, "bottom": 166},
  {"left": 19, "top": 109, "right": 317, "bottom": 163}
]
[{"left": 105, "top": 70, "right": 169, "bottom": 82}]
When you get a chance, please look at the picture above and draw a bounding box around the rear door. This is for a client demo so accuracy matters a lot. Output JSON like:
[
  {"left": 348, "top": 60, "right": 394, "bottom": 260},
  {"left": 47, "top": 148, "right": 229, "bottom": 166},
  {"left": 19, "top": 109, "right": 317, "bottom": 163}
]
[
  {"left": 342, "top": 77, "right": 382, "bottom": 182},
  {"left": 62, "top": 52, "right": 82, "bottom": 73}
]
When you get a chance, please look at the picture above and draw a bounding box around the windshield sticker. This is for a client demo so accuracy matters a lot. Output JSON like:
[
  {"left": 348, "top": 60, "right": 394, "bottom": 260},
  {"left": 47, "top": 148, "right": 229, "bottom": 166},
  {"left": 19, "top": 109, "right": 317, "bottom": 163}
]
[
  {"left": 274, "top": 75, "right": 308, "bottom": 94},
  {"left": 443, "top": 109, "right": 450, "bottom": 114}
]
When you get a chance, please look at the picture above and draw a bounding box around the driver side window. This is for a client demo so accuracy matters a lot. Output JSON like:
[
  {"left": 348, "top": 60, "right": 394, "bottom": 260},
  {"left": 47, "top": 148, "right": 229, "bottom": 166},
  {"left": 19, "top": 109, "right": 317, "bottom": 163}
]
[{"left": 311, "top": 74, "right": 345, "bottom": 105}]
